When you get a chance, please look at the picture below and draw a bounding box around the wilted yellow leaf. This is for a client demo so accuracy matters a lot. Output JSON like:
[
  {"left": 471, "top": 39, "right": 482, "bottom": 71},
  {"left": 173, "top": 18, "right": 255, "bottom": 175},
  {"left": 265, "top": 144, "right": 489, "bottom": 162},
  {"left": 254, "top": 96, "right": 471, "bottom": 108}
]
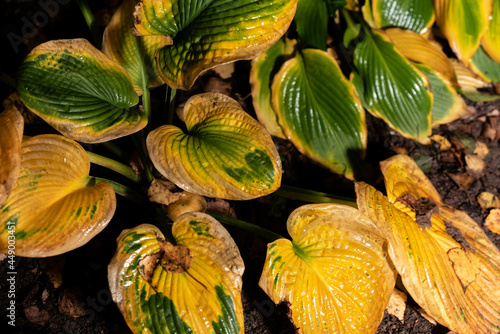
[
  {"left": 0, "top": 106, "right": 23, "bottom": 205},
  {"left": 477, "top": 192, "right": 500, "bottom": 210},
  {"left": 259, "top": 204, "right": 396, "bottom": 333},
  {"left": 485, "top": 209, "right": 500, "bottom": 235},
  {"left": 430, "top": 135, "right": 452, "bottom": 151}
]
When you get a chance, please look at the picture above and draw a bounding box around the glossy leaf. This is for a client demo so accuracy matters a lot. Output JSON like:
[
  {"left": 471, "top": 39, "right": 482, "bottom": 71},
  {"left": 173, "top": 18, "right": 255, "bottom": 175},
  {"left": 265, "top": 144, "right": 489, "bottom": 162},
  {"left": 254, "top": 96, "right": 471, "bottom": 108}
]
[
  {"left": 295, "top": 0, "right": 328, "bottom": 50},
  {"left": 147, "top": 93, "right": 282, "bottom": 200},
  {"left": 356, "top": 155, "right": 500, "bottom": 333},
  {"left": 452, "top": 59, "right": 500, "bottom": 101},
  {"left": 102, "top": 0, "right": 170, "bottom": 95},
  {"left": 250, "top": 38, "right": 296, "bottom": 139},
  {"left": 371, "top": 0, "right": 435, "bottom": 33},
  {"left": 353, "top": 29, "right": 433, "bottom": 144},
  {"left": 470, "top": 46, "right": 500, "bottom": 83},
  {"left": 272, "top": 49, "right": 366, "bottom": 179},
  {"left": 385, "top": 28, "right": 458, "bottom": 86},
  {"left": 133, "top": 0, "right": 298, "bottom": 90},
  {"left": 0, "top": 135, "right": 116, "bottom": 257},
  {"left": 434, "top": 0, "right": 492, "bottom": 63},
  {"left": 108, "top": 213, "right": 245, "bottom": 334},
  {"left": 17, "top": 39, "right": 147, "bottom": 143},
  {"left": 259, "top": 204, "right": 396, "bottom": 333},
  {"left": 482, "top": 0, "right": 500, "bottom": 63},
  {"left": 0, "top": 106, "right": 23, "bottom": 205},
  {"left": 414, "top": 64, "right": 470, "bottom": 126}
]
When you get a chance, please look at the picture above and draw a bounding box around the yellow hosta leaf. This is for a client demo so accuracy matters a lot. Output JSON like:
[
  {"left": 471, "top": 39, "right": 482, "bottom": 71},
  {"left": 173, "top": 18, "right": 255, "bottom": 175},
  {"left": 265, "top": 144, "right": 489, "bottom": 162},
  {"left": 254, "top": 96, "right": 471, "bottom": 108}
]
[
  {"left": 0, "top": 135, "right": 116, "bottom": 257},
  {"left": 385, "top": 28, "right": 458, "bottom": 86},
  {"left": 482, "top": 0, "right": 500, "bottom": 63},
  {"left": 259, "top": 204, "right": 396, "bottom": 333},
  {"left": 452, "top": 58, "right": 500, "bottom": 101},
  {"left": 356, "top": 155, "right": 500, "bottom": 333},
  {"left": 485, "top": 209, "right": 500, "bottom": 235},
  {"left": 0, "top": 106, "right": 23, "bottom": 205},
  {"left": 147, "top": 93, "right": 282, "bottom": 200},
  {"left": 434, "top": 0, "right": 492, "bottom": 64},
  {"left": 102, "top": 0, "right": 171, "bottom": 95},
  {"left": 108, "top": 212, "right": 245, "bottom": 333}
]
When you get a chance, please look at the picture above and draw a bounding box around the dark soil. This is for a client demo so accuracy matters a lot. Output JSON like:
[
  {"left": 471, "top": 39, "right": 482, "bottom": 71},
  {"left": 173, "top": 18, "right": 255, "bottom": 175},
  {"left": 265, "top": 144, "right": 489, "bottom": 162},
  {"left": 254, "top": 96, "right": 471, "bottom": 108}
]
[{"left": 1, "top": 1, "right": 500, "bottom": 333}]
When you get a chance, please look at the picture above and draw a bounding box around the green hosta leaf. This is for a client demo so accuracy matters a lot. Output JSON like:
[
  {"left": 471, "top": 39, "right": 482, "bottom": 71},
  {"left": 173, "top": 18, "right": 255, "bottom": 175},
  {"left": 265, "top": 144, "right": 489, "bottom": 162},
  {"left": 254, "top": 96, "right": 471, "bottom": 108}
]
[
  {"left": 0, "top": 135, "right": 116, "bottom": 257},
  {"left": 0, "top": 106, "right": 23, "bottom": 205},
  {"left": 470, "top": 46, "right": 500, "bottom": 83},
  {"left": 324, "top": 0, "right": 348, "bottom": 17},
  {"left": 108, "top": 213, "right": 245, "bottom": 334},
  {"left": 147, "top": 93, "right": 282, "bottom": 200},
  {"left": 452, "top": 58, "right": 500, "bottom": 101},
  {"left": 272, "top": 49, "right": 366, "bottom": 179},
  {"left": 250, "top": 38, "right": 296, "bottom": 139},
  {"left": 434, "top": 0, "right": 492, "bottom": 63},
  {"left": 371, "top": 0, "right": 434, "bottom": 33},
  {"left": 482, "top": 0, "right": 500, "bottom": 63},
  {"left": 414, "top": 64, "right": 470, "bottom": 126},
  {"left": 133, "top": 0, "right": 298, "bottom": 90},
  {"left": 353, "top": 29, "right": 433, "bottom": 144},
  {"left": 102, "top": 0, "right": 171, "bottom": 95},
  {"left": 17, "top": 39, "right": 147, "bottom": 143},
  {"left": 259, "top": 204, "right": 396, "bottom": 333},
  {"left": 295, "top": 0, "right": 328, "bottom": 50}
]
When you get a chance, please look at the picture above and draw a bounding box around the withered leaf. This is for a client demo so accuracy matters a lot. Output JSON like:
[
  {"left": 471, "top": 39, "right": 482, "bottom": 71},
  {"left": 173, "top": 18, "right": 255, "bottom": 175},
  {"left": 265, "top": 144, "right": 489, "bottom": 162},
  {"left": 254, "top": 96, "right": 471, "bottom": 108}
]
[
  {"left": 138, "top": 252, "right": 162, "bottom": 284},
  {"left": 157, "top": 237, "right": 193, "bottom": 273}
]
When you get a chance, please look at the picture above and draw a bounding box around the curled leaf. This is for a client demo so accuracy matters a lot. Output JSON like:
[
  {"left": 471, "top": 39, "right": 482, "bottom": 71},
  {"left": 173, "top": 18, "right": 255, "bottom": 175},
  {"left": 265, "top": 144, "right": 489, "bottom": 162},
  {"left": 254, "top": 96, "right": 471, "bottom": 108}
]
[
  {"left": 356, "top": 155, "right": 500, "bottom": 333},
  {"left": 0, "top": 106, "right": 24, "bottom": 205},
  {"left": 0, "top": 135, "right": 116, "bottom": 257},
  {"left": 102, "top": 0, "right": 170, "bottom": 95},
  {"left": 259, "top": 204, "right": 396, "bottom": 333},
  {"left": 108, "top": 212, "right": 244, "bottom": 333},
  {"left": 133, "top": 0, "right": 298, "bottom": 90},
  {"left": 147, "top": 93, "right": 282, "bottom": 200},
  {"left": 17, "top": 39, "right": 146, "bottom": 143}
]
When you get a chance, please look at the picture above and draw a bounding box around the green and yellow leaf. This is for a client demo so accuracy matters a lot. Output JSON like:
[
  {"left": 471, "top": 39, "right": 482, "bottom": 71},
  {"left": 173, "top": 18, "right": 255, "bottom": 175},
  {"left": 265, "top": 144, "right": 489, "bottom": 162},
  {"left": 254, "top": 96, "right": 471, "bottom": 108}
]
[
  {"left": 250, "top": 38, "right": 296, "bottom": 139},
  {"left": 133, "top": 0, "right": 298, "bottom": 90},
  {"left": 102, "top": 0, "right": 171, "bottom": 95},
  {"left": 481, "top": 0, "right": 500, "bottom": 63},
  {"left": 414, "top": 64, "right": 470, "bottom": 126},
  {"left": 108, "top": 212, "right": 244, "bottom": 334},
  {"left": 272, "top": 49, "right": 366, "bottom": 179},
  {"left": 259, "top": 204, "right": 396, "bottom": 333},
  {"left": 470, "top": 46, "right": 500, "bottom": 83},
  {"left": 0, "top": 106, "right": 24, "bottom": 205},
  {"left": 385, "top": 28, "right": 458, "bottom": 86},
  {"left": 434, "top": 0, "right": 492, "bottom": 64},
  {"left": 353, "top": 29, "right": 433, "bottom": 144},
  {"left": 371, "top": 0, "right": 435, "bottom": 33},
  {"left": 0, "top": 134, "right": 116, "bottom": 257},
  {"left": 452, "top": 59, "right": 500, "bottom": 101},
  {"left": 17, "top": 39, "right": 146, "bottom": 143},
  {"left": 147, "top": 93, "right": 282, "bottom": 200},
  {"left": 355, "top": 154, "right": 500, "bottom": 333}
]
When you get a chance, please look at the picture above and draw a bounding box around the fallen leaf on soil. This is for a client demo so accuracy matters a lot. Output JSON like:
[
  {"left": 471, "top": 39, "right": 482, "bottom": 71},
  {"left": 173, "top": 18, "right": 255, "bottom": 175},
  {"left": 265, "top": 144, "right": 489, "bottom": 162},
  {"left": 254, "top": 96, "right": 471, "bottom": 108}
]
[
  {"left": 482, "top": 122, "right": 497, "bottom": 141},
  {"left": 446, "top": 172, "right": 475, "bottom": 190},
  {"left": 477, "top": 192, "right": 500, "bottom": 210},
  {"left": 465, "top": 154, "right": 485, "bottom": 175},
  {"left": 147, "top": 178, "right": 184, "bottom": 206},
  {"left": 24, "top": 305, "right": 51, "bottom": 325},
  {"left": 207, "top": 198, "right": 237, "bottom": 218},
  {"left": 386, "top": 289, "right": 407, "bottom": 323},
  {"left": 430, "top": 135, "right": 452, "bottom": 151},
  {"left": 40, "top": 257, "right": 66, "bottom": 288},
  {"left": 392, "top": 146, "right": 409, "bottom": 155},
  {"left": 473, "top": 141, "right": 489, "bottom": 159},
  {"left": 485, "top": 209, "right": 500, "bottom": 235}
]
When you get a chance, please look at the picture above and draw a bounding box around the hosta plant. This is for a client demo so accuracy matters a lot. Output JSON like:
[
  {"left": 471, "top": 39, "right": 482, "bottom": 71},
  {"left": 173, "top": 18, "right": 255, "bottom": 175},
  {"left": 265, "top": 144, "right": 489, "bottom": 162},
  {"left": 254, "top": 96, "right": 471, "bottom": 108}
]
[{"left": 2, "top": 0, "right": 500, "bottom": 333}]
